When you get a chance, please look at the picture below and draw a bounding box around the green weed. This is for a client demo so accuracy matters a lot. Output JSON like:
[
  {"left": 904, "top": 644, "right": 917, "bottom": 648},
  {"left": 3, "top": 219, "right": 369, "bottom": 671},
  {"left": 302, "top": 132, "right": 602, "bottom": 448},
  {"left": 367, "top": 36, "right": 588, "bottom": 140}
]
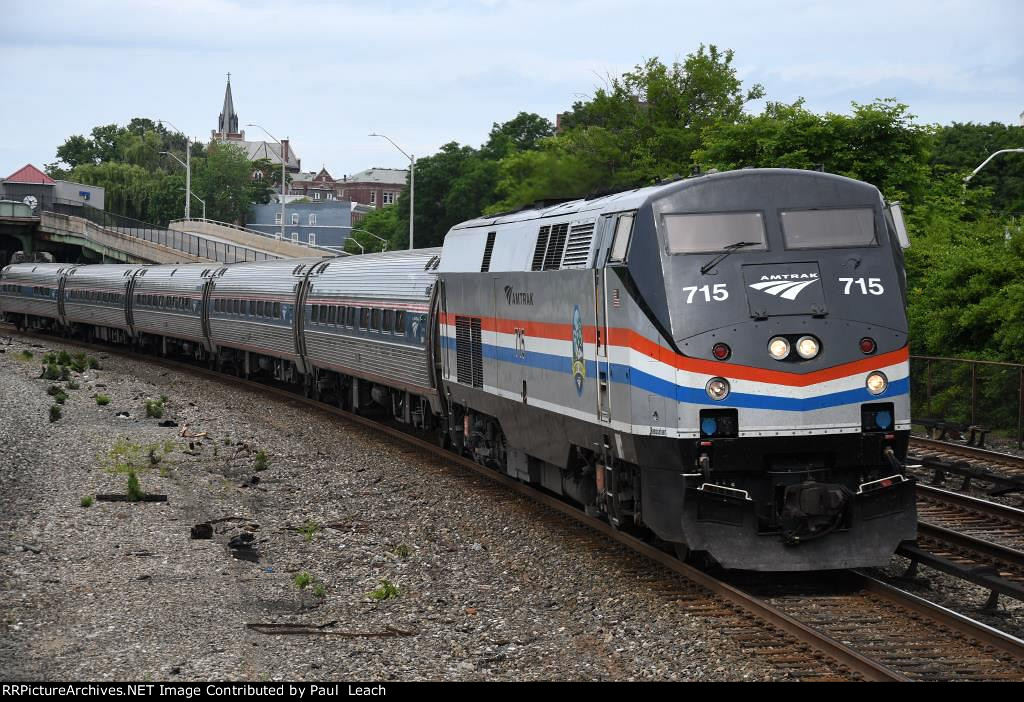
[
  {"left": 49, "top": 405, "right": 62, "bottom": 422},
  {"left": 367, "top": 580, "right": 400, "bottom": 601},
  {"left": 293, "top": 571, "right": 313, "bottom": 589},
  {"left": 144, "top": 398, "right": 164, "bottom": 419},
  {"left": 253, "top": 450, "right": 269, "bottom": 472},
  {"left": 95, "top": 394, "right": 111, "bottom": 406},
  {"left": 298, "top": 521, "right": 320, "bottom": 542},
  {"left": 126, "top": 472, "right": 144, "bottom": 501},
  {"left": 80, "top": 495, "right": 94, "bottom": 508}
]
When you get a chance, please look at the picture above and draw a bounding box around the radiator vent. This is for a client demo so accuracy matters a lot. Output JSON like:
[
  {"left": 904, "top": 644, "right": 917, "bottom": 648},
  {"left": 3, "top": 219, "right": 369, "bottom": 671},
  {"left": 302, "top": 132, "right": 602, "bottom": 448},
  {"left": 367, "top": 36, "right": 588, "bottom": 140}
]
[
  {"left": 530, "top": 226, "right": 550, "bottom": 271},
  {"left": 560, "top": 223, "right": 595, "bottom": 268},
  {"left": 480, "top": 231, "right": 497, "bottom": 272},
  {"left": 455, "top": 315, "right": 483, "bottom": 388},
  {"left": 542, "top": 223, "right": 569, "bottom": 270}
]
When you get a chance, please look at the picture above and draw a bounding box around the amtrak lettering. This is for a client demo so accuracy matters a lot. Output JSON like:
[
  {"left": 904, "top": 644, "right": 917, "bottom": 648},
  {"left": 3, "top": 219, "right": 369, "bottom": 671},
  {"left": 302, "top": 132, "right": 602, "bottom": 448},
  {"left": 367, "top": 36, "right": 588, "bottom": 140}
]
[{"left": 503, "top": 285, "right": 534, "bottom": 306}]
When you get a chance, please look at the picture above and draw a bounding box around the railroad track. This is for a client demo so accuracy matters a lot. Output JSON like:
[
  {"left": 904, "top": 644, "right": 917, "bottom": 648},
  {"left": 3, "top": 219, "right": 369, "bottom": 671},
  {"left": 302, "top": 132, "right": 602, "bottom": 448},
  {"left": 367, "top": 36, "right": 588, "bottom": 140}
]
[
  {"left": 908, "top": 436, "right": 1024, "bottom": 496},
  {"left": 5, "top": 326, "right": 1024, "bottom": 681},
  {"left": 903, "top": 485, "right": 1024, "bottom": 606}
]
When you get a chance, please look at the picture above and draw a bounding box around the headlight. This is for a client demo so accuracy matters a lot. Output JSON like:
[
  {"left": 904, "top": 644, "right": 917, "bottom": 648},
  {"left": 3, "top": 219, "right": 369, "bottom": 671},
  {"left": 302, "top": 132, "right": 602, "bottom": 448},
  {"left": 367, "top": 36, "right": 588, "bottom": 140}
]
[
  {"left": 705, "top": 377, "right": 730, "bottom": 401},
  {"left": 866, "top": 371, "right": 888, "bottom": 395},
  {"left": 768, "top": 336, "right": 790, "bottom": 360},
  {"left": 796, "top": 336, "right": 820, "bottom": 359}
]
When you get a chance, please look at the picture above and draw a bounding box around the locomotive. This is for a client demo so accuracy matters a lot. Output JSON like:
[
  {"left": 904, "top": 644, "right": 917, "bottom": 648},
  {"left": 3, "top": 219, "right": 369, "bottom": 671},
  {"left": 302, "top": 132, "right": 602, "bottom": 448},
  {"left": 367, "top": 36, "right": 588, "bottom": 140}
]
[{"left": 1, "top": 168, "right": 916, "bottom": 571}]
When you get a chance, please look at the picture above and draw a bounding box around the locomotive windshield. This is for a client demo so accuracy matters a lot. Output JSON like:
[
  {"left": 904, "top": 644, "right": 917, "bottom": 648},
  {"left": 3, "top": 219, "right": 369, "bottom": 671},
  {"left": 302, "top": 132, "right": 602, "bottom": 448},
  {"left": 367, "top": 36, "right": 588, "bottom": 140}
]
[
  {"left": 780, "top": 207, "right": 876, "bottom": 249},
  {"left": 663, "top": 212, "right": 767, "bottom": 253}
]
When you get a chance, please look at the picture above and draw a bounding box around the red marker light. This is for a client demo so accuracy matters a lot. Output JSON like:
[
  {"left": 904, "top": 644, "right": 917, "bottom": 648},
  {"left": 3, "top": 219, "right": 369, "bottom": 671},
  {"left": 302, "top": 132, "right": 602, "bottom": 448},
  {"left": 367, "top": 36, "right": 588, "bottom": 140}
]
[
  {"left": 712, "top": 343, "right": 731, "bottom": 360},
  {"left": 859, "top": 337, "right": 876, "bottom": 354}
]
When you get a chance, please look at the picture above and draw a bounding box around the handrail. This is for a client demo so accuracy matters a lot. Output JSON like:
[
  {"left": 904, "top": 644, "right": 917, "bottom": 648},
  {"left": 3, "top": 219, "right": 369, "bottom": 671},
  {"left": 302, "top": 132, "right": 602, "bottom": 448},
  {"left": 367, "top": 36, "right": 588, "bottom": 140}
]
[{"left": 170, "top": 217, "right": 342, "bottom": 254}]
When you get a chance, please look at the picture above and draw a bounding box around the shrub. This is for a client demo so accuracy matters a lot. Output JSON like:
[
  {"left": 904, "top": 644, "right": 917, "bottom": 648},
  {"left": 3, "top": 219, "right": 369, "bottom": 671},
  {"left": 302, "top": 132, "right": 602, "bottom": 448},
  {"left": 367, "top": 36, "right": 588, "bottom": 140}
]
[
  {"left": 16, "top": 350, "right": 33, "bottom": 361},
  {"left": 42, "top": 352, "right": 57, "bottom": 364},
  {"left": 57, "top": 351, "right": 72, "bottom": 366},
  {"left": 87, "top": 356, "right": 101, "bottom": 370},
  {"left": 59, "top": 366, "right": 71, "bottom": 381},
  {"left": 70, "top": 352, "right": 89, "bottom": 373},
  {"left": 67, "top": 380, "right": 80, "bottom": 390},
  {"left": 95, "top": 394, "right": 111, "bottom": 406},
  {"left": 298, "top": 521, "right": 320, "bottom": 542},
  {"left": 293, "top": 571, "right": 313, "bottom": 589},
  {"left": 126, "top": 472, "right": 144, "bottom": 501},
  {"left": 49, "top": 405, "right": 62, "bottom": 422},
  {"left": 80, "top": 496, "right": 94, "bottom": 508},
  {"left": 312, "top": 582, "right": 327, "bottom": 598},
  {"left": 253, "top": 450, "right": 269, "bottom": 472},
  {"left": 144, "top": 398, "right": 164, "bottom": 419},
  {"left": 393, "top": 544, "right": 412, "bottom": 559},
  {"left": 42, "top": 364, "right": 61, "bottom": 380},
  {"left": 367, "top": 580, "right": 400, "bottom": 601}
]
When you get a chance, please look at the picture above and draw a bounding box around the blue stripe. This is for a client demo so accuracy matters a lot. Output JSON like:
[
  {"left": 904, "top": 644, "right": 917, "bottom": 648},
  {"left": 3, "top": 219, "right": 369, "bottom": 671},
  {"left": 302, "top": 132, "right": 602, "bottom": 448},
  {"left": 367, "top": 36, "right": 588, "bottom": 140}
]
[{"left": 442, "top": 336, "right": 908, "bottom": 411}]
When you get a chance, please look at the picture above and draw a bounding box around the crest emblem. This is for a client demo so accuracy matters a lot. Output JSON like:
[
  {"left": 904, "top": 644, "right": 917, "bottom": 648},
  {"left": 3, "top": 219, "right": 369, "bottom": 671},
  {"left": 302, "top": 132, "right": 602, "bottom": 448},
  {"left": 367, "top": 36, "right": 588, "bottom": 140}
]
[{"left": 571, "top": 305, "right": 585, "bottom": 396}]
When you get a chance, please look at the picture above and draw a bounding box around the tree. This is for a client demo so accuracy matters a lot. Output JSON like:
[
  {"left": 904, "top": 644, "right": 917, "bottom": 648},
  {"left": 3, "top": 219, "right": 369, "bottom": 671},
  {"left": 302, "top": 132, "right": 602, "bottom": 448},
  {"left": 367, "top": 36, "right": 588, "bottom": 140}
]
[
  {"left": 696, "top": 99, "right": 933, "bottom": 203},
  {"left": 932, "top": 122, "right": 1024, "bottom": 215},
  {"left": 482, "top": 112, "right": 554, "bottom": 159},
  {"left": 193, "top": 142, "right": 259, "bottom": 224},
  {"left": 490, "top": 46, "right": 764, "bottom": 211}
]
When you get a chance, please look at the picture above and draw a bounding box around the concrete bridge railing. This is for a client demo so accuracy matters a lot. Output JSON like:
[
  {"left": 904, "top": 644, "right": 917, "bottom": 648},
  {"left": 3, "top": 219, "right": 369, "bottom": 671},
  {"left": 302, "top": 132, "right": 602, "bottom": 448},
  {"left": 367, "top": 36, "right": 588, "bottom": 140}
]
[
  {"left": 169, "top": 218, "right": 335, "bottom": 259},
  {"left": 40, "top": 211, "right": 207, "bottom": 264}
]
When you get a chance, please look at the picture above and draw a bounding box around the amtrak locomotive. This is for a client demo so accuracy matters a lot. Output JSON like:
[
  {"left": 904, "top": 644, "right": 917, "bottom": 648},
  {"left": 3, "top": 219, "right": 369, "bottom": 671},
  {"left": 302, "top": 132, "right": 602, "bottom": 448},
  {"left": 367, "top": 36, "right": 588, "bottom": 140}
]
[{"left": 1, "top": 169, "right": 916, "bottom": 571}]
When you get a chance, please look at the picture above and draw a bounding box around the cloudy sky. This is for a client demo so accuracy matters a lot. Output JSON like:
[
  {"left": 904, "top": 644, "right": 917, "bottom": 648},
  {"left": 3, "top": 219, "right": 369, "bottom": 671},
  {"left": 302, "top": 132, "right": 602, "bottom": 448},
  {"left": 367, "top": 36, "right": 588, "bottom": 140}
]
[{"left": 1, "top": 0, "right": 1021, "bottom": 178}]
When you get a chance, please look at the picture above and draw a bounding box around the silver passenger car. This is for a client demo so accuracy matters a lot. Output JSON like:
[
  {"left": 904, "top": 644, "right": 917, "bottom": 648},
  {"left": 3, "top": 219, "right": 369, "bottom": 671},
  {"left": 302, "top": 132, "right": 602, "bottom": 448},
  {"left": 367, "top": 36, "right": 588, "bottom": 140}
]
[
  {"left": 0, "top": 263, "right": 71, "bottom": 326},
  {"left": 63, "top": 264, "right": 140, "bottom": 334},
  {"left": 208, "top": 258, "right": 325, "bottom": 364},
  {"left": 131, "top": 264, "right": 213, "bottom": 348},
  {"left": 303, "top": 248, "right": 441, "bottom": 397}
]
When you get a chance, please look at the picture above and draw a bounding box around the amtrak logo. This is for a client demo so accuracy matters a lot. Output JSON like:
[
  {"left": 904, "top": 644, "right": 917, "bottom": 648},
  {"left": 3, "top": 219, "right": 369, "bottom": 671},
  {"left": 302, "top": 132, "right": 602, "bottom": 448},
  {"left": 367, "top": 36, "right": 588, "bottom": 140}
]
[
  {"left": 749, "top": 274, "right": 820, "bottom": 301},
  {"left": 571, "top": 305, "right": 586, "bottom": 396}
]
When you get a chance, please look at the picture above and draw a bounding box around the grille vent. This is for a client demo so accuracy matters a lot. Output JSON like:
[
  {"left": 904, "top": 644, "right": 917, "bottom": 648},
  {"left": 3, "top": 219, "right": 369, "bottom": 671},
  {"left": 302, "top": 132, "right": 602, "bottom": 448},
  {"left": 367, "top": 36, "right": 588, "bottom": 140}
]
[
  {"left": 542, "top": 223, "right": 569, "bottom": 270},
  {"left": 455, "top": 315, "right": 483, "bottom": 388},
  {"left": 480, "top": 231, "right": 497, "bottom": 272},
  {"left": 560, "top": 223, "right": 595, "bottom": 268},
  {"left": 530, "top": 226, "right": 550, "bottom": 271}
]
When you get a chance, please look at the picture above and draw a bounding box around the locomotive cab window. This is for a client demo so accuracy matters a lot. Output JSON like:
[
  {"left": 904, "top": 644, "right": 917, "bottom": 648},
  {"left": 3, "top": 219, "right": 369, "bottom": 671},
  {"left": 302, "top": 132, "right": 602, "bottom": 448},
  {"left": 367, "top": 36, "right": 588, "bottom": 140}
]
[
  {"left": 780, "top": 207, "right": 877, "bottom": 249},
  {"left": 663, "top": 212, "right": 767, "bottom": 254},
  {"left": 608, "top": 213, "right": 635, "bottom": 263}
]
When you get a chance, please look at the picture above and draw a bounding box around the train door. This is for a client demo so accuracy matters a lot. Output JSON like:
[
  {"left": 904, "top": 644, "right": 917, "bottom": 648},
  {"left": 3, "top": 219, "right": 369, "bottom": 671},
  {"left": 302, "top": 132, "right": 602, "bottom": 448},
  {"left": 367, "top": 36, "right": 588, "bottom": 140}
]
[{"left": 593, "top": 238, "right": 612, "bottom": 423}]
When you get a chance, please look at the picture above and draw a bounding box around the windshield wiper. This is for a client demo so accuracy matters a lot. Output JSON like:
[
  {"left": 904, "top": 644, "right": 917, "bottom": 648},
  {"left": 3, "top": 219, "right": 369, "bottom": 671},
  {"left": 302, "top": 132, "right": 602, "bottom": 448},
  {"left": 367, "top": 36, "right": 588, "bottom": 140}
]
[{"left": 700, "top": 241, "right": 759, "bottom": 274}]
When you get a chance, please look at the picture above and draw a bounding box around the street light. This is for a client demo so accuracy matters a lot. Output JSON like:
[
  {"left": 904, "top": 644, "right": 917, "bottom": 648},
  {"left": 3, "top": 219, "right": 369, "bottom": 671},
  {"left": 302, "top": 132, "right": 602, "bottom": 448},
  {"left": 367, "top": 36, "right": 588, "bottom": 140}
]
[
  {"left": 162, "top": 151, "right": 207, "bottom": 220},
  {"left": 964, "top": 148, "right": 1024, "bottom": 184},
  {"left": 350, "top": 227, "right": 389, "bottom": 252},
  {"left": 247, "top": 123, "right": 288, "bottom": 241},
  {"left": 157, "top": 119, "right": 192, "bottom": 219},
  {"left": 369, "top": 133, "right": 414, "bottom": 250}
]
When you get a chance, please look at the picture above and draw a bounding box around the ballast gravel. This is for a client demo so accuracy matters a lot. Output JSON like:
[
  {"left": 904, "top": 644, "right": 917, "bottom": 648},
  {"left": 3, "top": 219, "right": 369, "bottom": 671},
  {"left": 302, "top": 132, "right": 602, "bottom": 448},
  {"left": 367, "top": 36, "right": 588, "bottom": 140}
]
[{"left": 0, "top": 333, "right": 789, "bottom": 681}]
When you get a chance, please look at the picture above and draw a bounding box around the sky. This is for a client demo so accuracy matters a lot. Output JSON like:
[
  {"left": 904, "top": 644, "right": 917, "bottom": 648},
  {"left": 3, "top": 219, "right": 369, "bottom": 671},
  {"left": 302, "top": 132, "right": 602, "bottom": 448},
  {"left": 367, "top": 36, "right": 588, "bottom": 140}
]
[{"left": 1, "top": 0, "right": 1022, "bottom": 178}]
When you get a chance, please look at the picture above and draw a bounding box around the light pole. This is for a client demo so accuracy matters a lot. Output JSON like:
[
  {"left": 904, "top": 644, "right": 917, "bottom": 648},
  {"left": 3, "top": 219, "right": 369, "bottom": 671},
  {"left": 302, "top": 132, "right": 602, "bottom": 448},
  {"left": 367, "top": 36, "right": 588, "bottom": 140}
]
[
  {"left": 247, "top": 123, "right": 288, "bottom": 241},
  {"left": 161, "top": 150, "right": 207, "bottom": 220},
  {"left": 964, "top": 148, "right": 1024, "bottom": 184},
  {"left": 157, "top": 119, "right": 192, "bottom": 219},
  {"left": 350, "top": 227, "right": 389, "bottom": 252},
  {"left": 369, "top": 133, "right": 414, "bottom": 249}
]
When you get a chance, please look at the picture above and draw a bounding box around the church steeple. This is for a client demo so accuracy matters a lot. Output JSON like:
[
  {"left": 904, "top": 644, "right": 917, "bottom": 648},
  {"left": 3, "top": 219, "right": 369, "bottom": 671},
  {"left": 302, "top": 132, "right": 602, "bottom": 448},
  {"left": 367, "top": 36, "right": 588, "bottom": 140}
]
[{"left": 214, "top": 73, "right": 243, "bottom": 140}]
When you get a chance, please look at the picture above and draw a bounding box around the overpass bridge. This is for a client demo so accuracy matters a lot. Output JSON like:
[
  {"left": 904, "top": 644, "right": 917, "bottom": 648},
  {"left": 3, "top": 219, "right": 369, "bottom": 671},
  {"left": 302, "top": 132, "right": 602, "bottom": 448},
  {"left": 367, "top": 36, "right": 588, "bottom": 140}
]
[{"left": 0, "top": 200, "right": 338, "bottom": 266}]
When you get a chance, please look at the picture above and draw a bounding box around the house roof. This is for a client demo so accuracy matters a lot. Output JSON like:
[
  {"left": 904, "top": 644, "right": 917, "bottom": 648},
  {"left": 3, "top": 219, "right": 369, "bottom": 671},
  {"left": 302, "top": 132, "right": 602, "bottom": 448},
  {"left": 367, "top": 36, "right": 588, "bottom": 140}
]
[
  {"left": 346, "top": 167, "right": 407, "bottom": 185},
  {"left": 5, "top": 164, "right": 55, "bottom": 185}
]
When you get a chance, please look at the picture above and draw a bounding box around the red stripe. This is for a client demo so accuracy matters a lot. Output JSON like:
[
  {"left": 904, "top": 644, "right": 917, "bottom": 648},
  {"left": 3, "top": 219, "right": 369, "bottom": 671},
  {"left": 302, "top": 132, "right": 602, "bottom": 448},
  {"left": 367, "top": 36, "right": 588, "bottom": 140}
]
[{"left": 440, "top": 312, "right": 908, "bottom": 387}]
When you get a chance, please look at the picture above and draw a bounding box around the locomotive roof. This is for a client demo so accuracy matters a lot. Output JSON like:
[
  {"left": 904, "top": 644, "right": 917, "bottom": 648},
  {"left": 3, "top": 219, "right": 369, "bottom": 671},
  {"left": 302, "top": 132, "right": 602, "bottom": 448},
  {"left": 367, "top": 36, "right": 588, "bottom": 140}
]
[{"left": 449, "top": 168, "right": 879, "bottom": 231}]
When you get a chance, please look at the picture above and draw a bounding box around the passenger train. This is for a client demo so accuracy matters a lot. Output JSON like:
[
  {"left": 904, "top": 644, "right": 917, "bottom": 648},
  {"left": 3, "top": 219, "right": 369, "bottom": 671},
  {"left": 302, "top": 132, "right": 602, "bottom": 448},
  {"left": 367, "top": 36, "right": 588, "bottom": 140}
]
[{"left": 0, "top": 168, "right": 916, "bottom": 571}]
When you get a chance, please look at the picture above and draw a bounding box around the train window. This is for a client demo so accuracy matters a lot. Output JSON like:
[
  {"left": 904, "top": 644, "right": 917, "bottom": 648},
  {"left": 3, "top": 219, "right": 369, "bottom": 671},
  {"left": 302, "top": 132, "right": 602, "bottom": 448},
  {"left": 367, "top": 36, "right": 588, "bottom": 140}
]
[
  {"left": 609, "top": 213, "right": 634, "bottom": 262},
  {"left": 312, "top": 304, "right": 320, "bottom": 323},
  {"left": 780, "top": 207, "right": 877, "bottom": 249},
  {"left": 273, "top": 301, "right": 281, "bottom": 318},
  {"left": 319, "top": 305, "right": 328, "bottom": 324},
  {"left": 359, "top": 308, "right": 370, "bottom": 329},
  {"left": 249, "top": 300, "right": 256, "bottom": 316},
  {"left": 382, "top": 309, "right": 394, "bottom": 333},
  {"left": 233, "top": 299, "right": 240, "bottom": 315},
  {"left": 328, "top": 305, "right": 337, "bottom": 325},
  {"left": 346, "top": 307, "right": 355, "bottom": 327},
  {"left": 256, "top": 300, "right": 264, "bottom": 317},
  {"left": 371, "top": 308, "right": 381, "bottom": 332},
  {"left": 663, "top": 212, "right": 767, "bottom": 254}
]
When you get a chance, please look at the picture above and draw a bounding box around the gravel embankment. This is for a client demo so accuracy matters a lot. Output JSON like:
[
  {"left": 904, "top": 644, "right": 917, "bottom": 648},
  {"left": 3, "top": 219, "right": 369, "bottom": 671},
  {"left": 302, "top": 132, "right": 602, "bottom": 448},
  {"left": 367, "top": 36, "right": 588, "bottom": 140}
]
[{"left": 0, "top": 333, "right": 784, "bottom": 681}]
